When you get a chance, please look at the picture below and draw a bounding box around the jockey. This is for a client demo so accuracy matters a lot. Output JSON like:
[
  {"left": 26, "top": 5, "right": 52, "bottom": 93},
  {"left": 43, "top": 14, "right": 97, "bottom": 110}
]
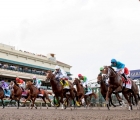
[
  {"left": 100, "top": 67, "right": 104, "bottom": 74},
  {"left": 78, "top": 74, "right": 92, "bottom": 94},
  {"left": 111, "top": 59, "right": 129, "bottom": 81},
  {"left": 32, "top": 76, "right": 42, "bottom": 92},
  {"left": 53, "top": 65, "right": 69, "bottom": 89},
  {"left": 16, "top": 77, "right": 25, "bottom": 92},
  {"left": 1, "top": 80, "right": 9, "bottom": 93}
]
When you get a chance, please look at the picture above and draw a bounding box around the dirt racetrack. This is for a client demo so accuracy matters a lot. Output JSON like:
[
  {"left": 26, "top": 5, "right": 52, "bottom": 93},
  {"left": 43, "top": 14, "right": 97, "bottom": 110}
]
[{"left": 0, "top": 106, "right": 140, "bottom": 120}]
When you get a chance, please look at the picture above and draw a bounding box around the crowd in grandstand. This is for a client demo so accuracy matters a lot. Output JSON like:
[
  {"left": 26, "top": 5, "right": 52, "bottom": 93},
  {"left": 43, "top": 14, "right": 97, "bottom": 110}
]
[{"left": 0, "top": 62, "right": 46, "bottom": 76}]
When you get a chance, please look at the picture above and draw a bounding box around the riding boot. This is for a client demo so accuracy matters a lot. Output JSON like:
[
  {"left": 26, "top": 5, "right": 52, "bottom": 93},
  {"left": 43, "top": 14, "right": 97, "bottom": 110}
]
[
  {"left": 4, "top": 89, "right": 7, "bottom": 93},
  {"left": 85, "top": 87, "right": 88, "bottom": 94},
  {"left": 121, "top": 73, "right": 127, "bottom": 81},
  {"left": 62, "top": 80, "right": 65, "bottom": 86}
]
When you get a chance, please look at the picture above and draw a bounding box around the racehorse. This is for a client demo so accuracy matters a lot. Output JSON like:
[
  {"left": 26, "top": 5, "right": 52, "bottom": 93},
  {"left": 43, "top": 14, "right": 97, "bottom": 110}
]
[
  {"left": 103, "top": 66, "right": 140, "bottom": 110},
  {"left": 26, "top": 81, "right": 53, "bottom": 109},
  {"left": 46, "top": 70, "right": 76, "bottom": 110},
  {"left": 9, "top": 81, "right": 22, "bottom": 109},
  {"left": 73, "top": 78, "right": 97, "bottom": 108},
  {"left": 97, "top": 73, "right": 123, "bottom": 110},
  {"left": 0, "top": 87, "right": 5, "bottom": 108},
  {"left": 73, "top": 78, "right": 85, "bottom": 106}
]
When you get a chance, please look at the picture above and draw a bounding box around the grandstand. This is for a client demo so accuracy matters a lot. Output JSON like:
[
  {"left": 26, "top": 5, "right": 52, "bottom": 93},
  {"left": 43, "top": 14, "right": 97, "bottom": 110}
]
[{"left": 0, "top": 43, "right": 72, "bottom": 89}]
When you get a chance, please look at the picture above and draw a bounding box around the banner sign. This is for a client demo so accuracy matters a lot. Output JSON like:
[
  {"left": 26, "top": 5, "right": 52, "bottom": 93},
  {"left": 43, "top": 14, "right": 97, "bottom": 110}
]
[{"left": 130, "top": 70, "right": 140, "bottom": 80}]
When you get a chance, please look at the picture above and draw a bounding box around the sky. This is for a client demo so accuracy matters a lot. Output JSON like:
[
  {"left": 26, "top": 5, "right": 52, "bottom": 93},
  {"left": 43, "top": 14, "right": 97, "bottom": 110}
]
[{"left": 0, "top": 0, "right": 140, "bottom": 81}]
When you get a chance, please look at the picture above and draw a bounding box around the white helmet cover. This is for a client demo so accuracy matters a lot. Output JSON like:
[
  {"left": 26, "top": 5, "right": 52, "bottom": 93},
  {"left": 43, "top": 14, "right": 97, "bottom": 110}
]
[{"left": 55, "top": 65, "right": 60, "bottom": 69}]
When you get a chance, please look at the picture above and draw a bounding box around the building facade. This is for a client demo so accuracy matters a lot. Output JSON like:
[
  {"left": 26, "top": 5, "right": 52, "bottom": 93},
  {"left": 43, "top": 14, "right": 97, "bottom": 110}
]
[{"left": 0, "top": 43, "right": 72, "bottom": 89}]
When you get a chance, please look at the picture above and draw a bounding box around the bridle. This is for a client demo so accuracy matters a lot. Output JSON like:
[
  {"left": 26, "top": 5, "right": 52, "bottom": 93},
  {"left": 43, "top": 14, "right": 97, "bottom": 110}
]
[
  {"left": 73, "top": 80, "right": 78, "bottom": 85},
  {"left": 9, "top": 81, "right": 14, "bottom": 89},
  {"left": 46, "top": 72, "right": 52, "bottom": 82},
  {"left": 104, "top": 67, "right": 116, "bottom": 78}
]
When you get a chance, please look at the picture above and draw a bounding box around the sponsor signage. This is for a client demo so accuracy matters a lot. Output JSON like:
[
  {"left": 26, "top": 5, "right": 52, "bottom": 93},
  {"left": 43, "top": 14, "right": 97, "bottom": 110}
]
[{"left": 130, "top": 70, "right": 140, "bottom": 80}]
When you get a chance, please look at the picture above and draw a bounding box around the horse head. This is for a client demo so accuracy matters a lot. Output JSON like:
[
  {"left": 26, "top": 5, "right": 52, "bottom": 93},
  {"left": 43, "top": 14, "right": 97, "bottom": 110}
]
[
  {"left": 73, "top": 78, "right": 81, "bottom": 85},
  {"left": 26, "top": 81, "right": 33, "bottom": 89},
  {"left": 46, "top": 70, "right": 54, "bottom": 82},
  {"left": 103, "top": 66, "right": 116, "bottom": 78},
  {"left": 9, "top": 81, "right": 14, "bottom": 89},
  {"left": 97, "top": 73, "right": 107, "bottom": 85},
  {"left": 97, "top": 74, "right": 102, "bottom": 84}
]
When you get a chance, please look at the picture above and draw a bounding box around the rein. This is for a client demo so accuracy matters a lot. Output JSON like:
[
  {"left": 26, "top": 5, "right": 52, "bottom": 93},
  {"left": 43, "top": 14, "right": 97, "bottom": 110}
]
[{"left": 107, "top": 67, "right": 116, "bottom": 78}]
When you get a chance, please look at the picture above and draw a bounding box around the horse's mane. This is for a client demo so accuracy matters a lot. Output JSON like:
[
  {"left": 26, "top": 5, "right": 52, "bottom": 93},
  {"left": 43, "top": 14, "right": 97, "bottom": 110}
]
[
  {"left": 108, "top": 66, "right": 117, "bottom": 75},
  {"left": 75, "top": 78, "right": 81, "bottom": 83},
  {"left": 14, "top": 80, "right": 19, "bottom": 87}
]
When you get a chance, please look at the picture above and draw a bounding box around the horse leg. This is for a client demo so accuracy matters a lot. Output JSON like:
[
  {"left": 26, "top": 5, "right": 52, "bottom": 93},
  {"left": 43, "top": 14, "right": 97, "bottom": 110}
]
[
  {"left": 30, "top": 97, "right": 35, "bottom": 109},
  {"left": 116, "top": 93, "right": 122, "bottom": 105},
  {"left": 60, "top": 94, "right": 64, "bottom": 110},
  {"left": 80, "top": 95, "right": 85, "bottom": 105},
  {"left": 131, "top": 96, "right": 135, "bottom": 106},
  {"left": 128, "top": 93, "right": 134, "bottom": 106},
  {"left": 132, "top": 91, "right": 138, "bottom": 109},
  {"left": 86, "top": 95, "right": 91, "bottom": 108},
  {"left": 137, "top": 93, "right": 140, "bottom": 100},
  {"left": 69, "top": 90, "right": 76, "bottom": 110},
  {"left": 1, "top": 99, "right": 5, "bottom": 109},
  {"left": 114, "top": 93, "right": 122, "bottom": 106},
  {"left": 17, "top": 98, "right": 20, "bottom": 109},
  {"left": 85, "top": 95, "right": 91, "bottom": 108},
  {"left": 55, "top": 96, "right": 60, "bottom": 109},
  {"left": 23, "top": 96, "right": 30, "bottom": 107},
  {"left": 84, "top": 96, "right": 88, "bottom": 108},
  {"left": 9, "top": 99, "right": 13, "bottom": 107},
  {"left": 106, "top": 87, "right": 113, "bottom": 110},
  {"left": 75, "top": 94, "right": 80, "bottom": 106},
  {"left": 42, "top": 97, "right": 48, "bottom": 109},
  {"left": 72, "top": 92, "right": 76, "bottom": 109},
  {"left": 45, "top": 94, "right": 54, "bottom": 107},
  {"left": 33, "top": 97, "right": 37, "bottom": 109},
  {"left": 109, "top": 95, "right": 116, "bottom": 107},
  {"left": 122, "top": 91, "right": 132, "bottom": 110},
  {"left": 109, "top": 99, "right": 111, "bottom": 107},
  {"left": 102, "top": 94, "right": 110, "bottom": 110},
  {"left": 64, "top": 95, "right": 69, "bottom": 109}
]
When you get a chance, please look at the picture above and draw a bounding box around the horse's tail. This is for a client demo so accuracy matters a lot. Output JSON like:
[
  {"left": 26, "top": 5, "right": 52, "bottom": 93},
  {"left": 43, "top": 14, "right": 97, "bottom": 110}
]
[{"left": 92, "top": 92, "right": 98, "bottom": 99}]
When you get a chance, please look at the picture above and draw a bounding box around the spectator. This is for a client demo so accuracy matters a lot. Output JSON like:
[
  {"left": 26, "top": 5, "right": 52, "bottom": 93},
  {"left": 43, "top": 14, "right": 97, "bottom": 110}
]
[
  {"left": 0, "top": 63, "right": 2, "bottom": 68},
  {"left": 3, "top": 64, "right": 9, "bottom": 69}
]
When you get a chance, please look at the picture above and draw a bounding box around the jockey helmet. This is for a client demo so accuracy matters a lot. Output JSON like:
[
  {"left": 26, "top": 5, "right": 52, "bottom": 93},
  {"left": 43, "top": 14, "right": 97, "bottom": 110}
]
[
  {"left": 78, "top": 74, "right": 82, "bottom": 77},
  {"left": 33, "top": 76, "right": 36, "bottom": 79},
  {"left": 16, "top": 77, "right": 19, "bottom": 81},
  {"left": 100, "top": 67, "right": 104, "bottom": 71},
  {"left": 55, "top": 65, "right": 60, "bottom": 69},
  {"left": 111, "top": 59, "right": 117, "bottom": 63}
]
